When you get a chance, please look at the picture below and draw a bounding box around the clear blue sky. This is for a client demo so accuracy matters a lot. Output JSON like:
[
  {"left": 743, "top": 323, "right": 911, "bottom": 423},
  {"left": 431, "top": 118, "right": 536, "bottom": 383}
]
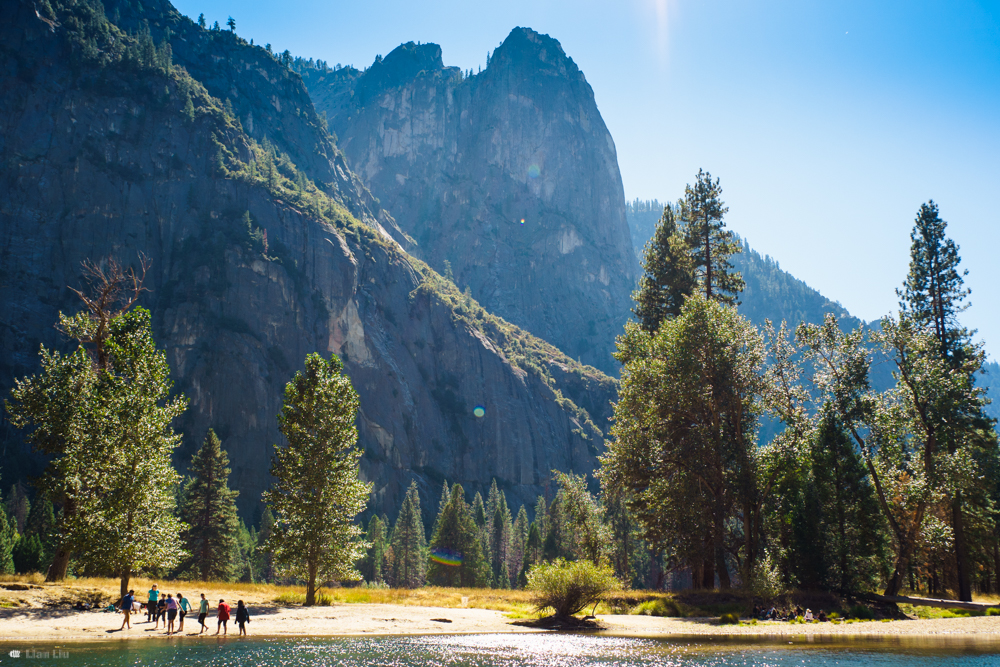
[{"left": 174, "top": 0, "right": 1000, "bottom": 355}]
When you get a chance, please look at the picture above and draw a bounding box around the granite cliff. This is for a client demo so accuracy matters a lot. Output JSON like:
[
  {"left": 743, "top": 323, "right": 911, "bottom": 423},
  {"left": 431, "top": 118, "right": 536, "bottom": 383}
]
[
  {"left": 0, "top": 0, "right": 615, "bottom": 521},
  {"left": 301, "top": 30, "right": 639, "bottom": 373}
]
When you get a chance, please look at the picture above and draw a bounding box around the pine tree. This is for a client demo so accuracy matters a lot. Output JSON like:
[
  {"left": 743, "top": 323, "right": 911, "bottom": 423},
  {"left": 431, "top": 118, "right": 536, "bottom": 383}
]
[
  {"left": 24, "top": 496, "right": 56, "bottom": 567},
  {"left": 179, "top": 429, "right": 240, "bottom": 581},
  {"left": 262, "top": 353, "right": 371, "bottom": 605},
  {"left": 509, "top": 506, "right": 529, "bottom": 586},
  {"left": 359, "top": 515, "right": 387, "bottom": 584},
  {"left": 4, "top": 484, "right": 29, "bottom": 534},
  {"left": 897, "top": 200, "right": 991, "bottom": 602},
  {"left": 427, "top": 484, "right": 489, "bottom": 587},
  {"left": 900, "top": 201, "right": 970, "bottom": 359},
  {"left": 681, "top": 169, "right": 743, "bottom": 305},
  {"left": 13, "top": 533, "right": 43, "bottom": 574},
  {"left": 521, "top": 521, "right": 543, "bottom": 583},
  {"left": 430, "top": 480, "right": 450, "bottom": 542},
  {"left": 633, "top": 204, "right": 696, "bottom": 332},
  {"left": 388, "top": 482, "right": 427, "bottom": 588},
  {"left": 197, "top": 13, "right": 206, "bottom": 28},
  {"left": 226, "top": 16, "right": 236, "bottom": 32},
  {"left": 254, "top": 506, "right": 275, "bottom": 583},
  {"left": 0, "top": 506, "right": 15, "bottom": 575}
]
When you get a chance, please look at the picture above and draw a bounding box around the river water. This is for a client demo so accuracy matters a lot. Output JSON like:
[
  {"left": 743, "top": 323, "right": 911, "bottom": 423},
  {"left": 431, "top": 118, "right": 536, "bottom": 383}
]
[{"left": 1, "top": 633, "right": 998, "bottom": 666}]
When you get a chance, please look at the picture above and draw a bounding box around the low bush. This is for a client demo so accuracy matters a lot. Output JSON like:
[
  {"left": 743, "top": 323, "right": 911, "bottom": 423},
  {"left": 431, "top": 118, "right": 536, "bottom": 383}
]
[
  {"left": 987, "top": 607, "right": 1000, "bottom": 616},
  {"left": 719, "top": 612, "right": 740, "bottom": 625},
  {"left": 847, "top": 604, "right": 875, "bottom": 620},
  {"left": 631, "top": 598, "right": 684, "bottom": 617},
  {"left": 526, "top": 559, "right": 621, "bottom": 618}
]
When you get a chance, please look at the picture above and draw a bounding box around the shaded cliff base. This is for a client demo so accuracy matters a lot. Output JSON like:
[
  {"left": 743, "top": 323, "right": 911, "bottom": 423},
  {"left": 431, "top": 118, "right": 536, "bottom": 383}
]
[{"left": 2, "top": 577, "right": 1000, "bottom": 642}]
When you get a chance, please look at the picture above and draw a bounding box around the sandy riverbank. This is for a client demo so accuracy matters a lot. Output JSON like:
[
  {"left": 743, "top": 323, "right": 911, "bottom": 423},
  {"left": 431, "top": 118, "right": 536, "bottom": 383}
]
[
  {"left": 4, "top": 602, "right": 1000, "bottom": 642},
  {"left": 4, "top": 578, "right": 1000, "bottom": 643}
]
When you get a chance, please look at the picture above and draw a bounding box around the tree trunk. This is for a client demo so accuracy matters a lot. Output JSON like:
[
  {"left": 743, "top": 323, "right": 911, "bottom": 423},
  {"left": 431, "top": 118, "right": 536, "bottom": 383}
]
[
  {"left": 702, "top": 558, "right": 714, "bottom": 589},
  {"left": 952, "top": 494, "right": 972, "bottom": 601},
  {"left": 46, "top": 543, "right": 72, "bottom": 582},
  {"left": 305, "top": 560, "right": 318, "bottom": 606},
  {"left": 714, "top": 499, "right": 731, "bottom": 590},
  {"left": 120, "top": 567, "right": 131, "bottom": 598}
]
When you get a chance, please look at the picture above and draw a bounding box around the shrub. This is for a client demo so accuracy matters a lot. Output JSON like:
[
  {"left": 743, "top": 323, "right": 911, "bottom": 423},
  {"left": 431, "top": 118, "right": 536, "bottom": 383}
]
[
  {"left": 631, "top": 598, "right": 684, "bottom": 617},
  {"left": 848, "top": 604, "right": 875, "bottom": 620},
  {"left": 526, "top": 559, "right": 621, "bottom": 618},
  {"left": 719, "top": 612, "right": 740, "bottom": 625},
  {"left": 987, "top": 607, "right": 1000, "bottom": 616}
]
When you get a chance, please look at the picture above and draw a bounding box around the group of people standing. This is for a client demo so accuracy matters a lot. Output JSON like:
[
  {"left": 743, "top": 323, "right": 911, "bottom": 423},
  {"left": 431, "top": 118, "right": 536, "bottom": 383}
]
[{"left": 117, "top": 583, "right": 251, "bottom": 636}]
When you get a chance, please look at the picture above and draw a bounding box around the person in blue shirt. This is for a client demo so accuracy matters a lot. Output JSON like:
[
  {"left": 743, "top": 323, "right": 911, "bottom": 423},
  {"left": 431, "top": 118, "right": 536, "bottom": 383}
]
[
  {"left": 177, "top": 593, "right": 192, "bottom": 633},
  {"left": 147, "top": 584, "right": 159, "bottom": 622},
  {"left": 118, "top": 590, "right": 135, "bottom": 631}
]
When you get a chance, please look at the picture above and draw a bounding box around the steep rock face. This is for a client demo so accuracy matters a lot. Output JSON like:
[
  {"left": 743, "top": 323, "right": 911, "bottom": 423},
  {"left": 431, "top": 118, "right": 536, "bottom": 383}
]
[
  {"left": 302, "top": 29, "right": 639, "bottom": 373},
  {"left": 0, "top": 1, "right": 614, "bottom": 521},
  {"left": 101, "top": 0, "right": 414, "bottom": 249}
]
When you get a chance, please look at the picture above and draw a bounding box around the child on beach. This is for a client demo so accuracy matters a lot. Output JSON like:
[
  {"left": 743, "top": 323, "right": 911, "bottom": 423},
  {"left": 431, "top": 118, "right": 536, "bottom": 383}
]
[
  {"left": 198, "top": 594, "right": 209, "bottom": 634},
  {"left": 235, "top": 600, "right": 250, "bottom": 636},
  {"left": 215, "top": 599, "right": 231, "bottom": 636},
  {"left": 155, "top": 596, "right": 167, "bottom": 629}
]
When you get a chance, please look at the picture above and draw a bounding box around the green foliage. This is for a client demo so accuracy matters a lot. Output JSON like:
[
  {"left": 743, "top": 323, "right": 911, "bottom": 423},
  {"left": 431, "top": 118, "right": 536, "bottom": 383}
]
[
  {"left": 602, "top": 294, "right": 767, "bottom": 589},
  {"left": 632, "top": 203, "right": 695, "bottom": 332},
  {"left": 427, "top": 484, "right": 489, "bottom": 587},
  {"left": 262, "top": 353, "right": 371, "bottom": 605},
  {"left": 681, "top": 170, "right": 744, "bottom": 305},
  {"left": 553, "top": 471, "right": 611, "bottom": 564},
  {"left": 359, "top": 515, "right": 388, "bottom": 584},
  {"left": 6, "top": 304, "right": 188, "bottom": 590},
  {"left": 631, "top": 598, "right": 684, "bottom": 617},
  {"left": 178, "top": 429, "right": 241, "bottom": 581},
  {"left": 847, "top": 604, "right": 875, "bottom": 620},
  {"left": 719, "top": 612, "right": 740, "bottom": 624},
  {"left": 388, "top": 482, "right": 427, "bottom": 588},
  {"left": 13, "top": 533, "right": 44, "bottom": 574},
  {"left": 526, "top": 558, "right": 621, "bottom": 618},
  {"left": 0, "top": 506, "right": 15, "bottom": 575}
]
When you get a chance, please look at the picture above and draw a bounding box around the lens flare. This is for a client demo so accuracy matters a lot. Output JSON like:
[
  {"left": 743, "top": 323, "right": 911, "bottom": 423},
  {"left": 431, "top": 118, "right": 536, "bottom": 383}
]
[
  {"left": 473, "top": 406, "right": 485, "bottom": 418},
  {"left": 527, "top": 164, "right": 540, "bottom": 179},
  {"left": 519, "top": 218, "right": 525, "bottom": 225},
  {"left": 429, "top": 548, "right": 463, "bottom": 566}
]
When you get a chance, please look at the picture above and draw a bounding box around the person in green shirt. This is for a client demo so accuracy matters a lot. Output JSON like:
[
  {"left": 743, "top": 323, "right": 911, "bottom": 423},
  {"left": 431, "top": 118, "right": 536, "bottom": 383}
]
[
  {"left": 197, "top": 594, "right": 210, "bottom": 635},
  {"left": 177, "top": 593, "right": 192, "bottom": 633},
  {"left": 146, "top": 584, "right": 159, "bottom": 623}
]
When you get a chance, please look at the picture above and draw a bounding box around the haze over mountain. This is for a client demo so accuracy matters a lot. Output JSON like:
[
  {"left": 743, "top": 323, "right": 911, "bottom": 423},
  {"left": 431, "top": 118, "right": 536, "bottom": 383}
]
[
  {"left": 0, "top": 0, "right": 615, "bottom": 521},
  {"left": 299, "top": 32, "right": 639, "bottom": 374}
]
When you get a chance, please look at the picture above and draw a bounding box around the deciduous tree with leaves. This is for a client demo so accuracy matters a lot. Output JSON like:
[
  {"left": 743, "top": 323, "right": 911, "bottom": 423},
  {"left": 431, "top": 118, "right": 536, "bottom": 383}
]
[{"left": 261, "top": 353, "right": 371, "bottom": 605}]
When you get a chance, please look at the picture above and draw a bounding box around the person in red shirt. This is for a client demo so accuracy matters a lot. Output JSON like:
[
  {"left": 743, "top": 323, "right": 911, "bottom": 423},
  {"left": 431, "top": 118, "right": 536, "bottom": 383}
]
[{"left": 214, "top": 599, "right": 231, "bottom": 636}]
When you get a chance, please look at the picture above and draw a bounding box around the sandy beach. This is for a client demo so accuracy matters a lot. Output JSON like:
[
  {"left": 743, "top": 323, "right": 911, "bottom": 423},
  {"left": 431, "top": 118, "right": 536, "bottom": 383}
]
[
  {"left": 4, "top": 579, "right": 1000, "bottom": 643},
  {"left": 5, "top": 603, "right": 1000, "bottom": 642}
]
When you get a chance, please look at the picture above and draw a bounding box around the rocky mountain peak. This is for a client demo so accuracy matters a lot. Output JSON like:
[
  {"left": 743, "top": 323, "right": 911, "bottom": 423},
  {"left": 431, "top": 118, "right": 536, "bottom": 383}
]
[{"left": 489, "top": 27, "right": 585, "bottom": 84}]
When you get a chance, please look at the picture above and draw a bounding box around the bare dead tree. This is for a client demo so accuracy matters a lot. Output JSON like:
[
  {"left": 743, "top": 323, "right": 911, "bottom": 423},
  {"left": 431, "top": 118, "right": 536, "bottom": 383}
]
[{"left": 59, "top": 254, "right": 150, "bottom": 370}]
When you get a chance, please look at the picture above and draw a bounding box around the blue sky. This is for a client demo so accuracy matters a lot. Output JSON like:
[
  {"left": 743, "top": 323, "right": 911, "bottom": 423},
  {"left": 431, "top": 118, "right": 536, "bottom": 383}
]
[{"left": 173, "top": 0, "right": 1000, "bottom": 354}]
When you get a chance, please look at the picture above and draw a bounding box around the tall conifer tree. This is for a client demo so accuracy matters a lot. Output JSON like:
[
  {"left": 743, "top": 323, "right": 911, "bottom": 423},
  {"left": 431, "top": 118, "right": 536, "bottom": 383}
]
[
  {"left": 681, "top": 170, "right": 743, "bottom": 305},
  {"left": 898, "top": 200, "right": 993, "bottom": 602},
  {"left": 427, "top": 484, "right": 489, "bottom": 587},
  {"left": 179, "top": 429, "right": 240, "bottom": 581},
  {"left": 388, "top": 482, "right": 427, "bottom": 588},
  {"left": 633, "top": 204, "right": 696, "bottom": 331}
]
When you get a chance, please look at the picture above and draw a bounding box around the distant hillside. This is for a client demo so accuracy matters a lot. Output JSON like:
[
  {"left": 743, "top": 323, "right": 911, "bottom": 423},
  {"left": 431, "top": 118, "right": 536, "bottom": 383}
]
[
  {"left": 626, "top": 200, "right": 861, "bottom": 331},
  {"left": 626, "top": 199, "right": 1000, "bottom": 424}
]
